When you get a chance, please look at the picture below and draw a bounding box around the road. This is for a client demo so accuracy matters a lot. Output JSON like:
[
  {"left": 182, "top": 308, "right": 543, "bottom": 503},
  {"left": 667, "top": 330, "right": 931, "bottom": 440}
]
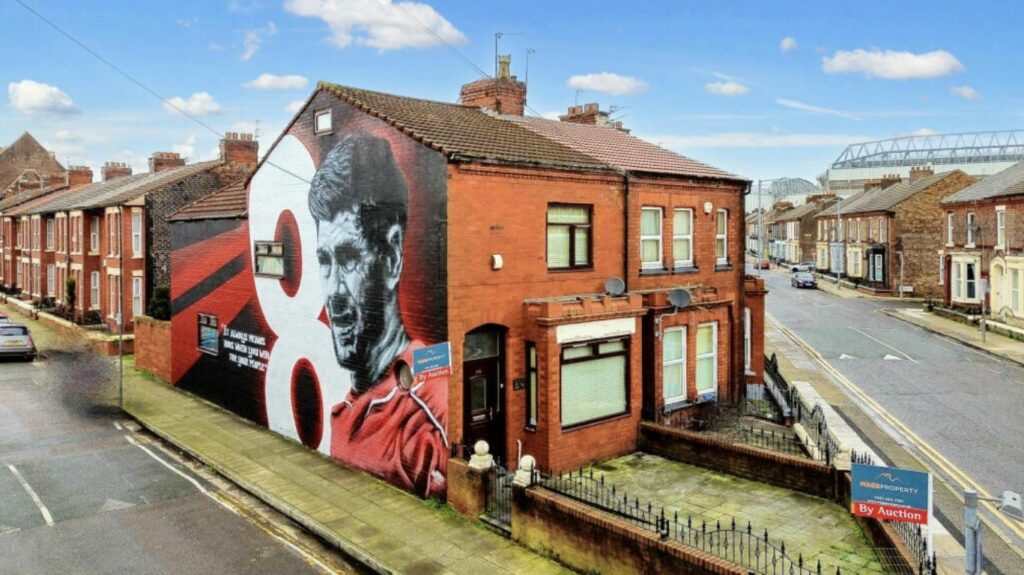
[
  {"left": 760, "top": 269, "right": 1024, "bottom": 569},
  {"left": 0, "top": 312, "right": 357, "bottom": 575}
]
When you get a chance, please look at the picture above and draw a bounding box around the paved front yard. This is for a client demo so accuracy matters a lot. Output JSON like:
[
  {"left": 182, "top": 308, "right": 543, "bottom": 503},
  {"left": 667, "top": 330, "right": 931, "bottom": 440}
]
[{"left": 590, "top": 453, "right": 885, "bottom": 574}]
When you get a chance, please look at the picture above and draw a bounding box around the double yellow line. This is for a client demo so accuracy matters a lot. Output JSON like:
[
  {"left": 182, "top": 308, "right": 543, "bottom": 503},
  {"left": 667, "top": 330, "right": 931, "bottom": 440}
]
[{"left": 767, "top": 313, "right": 1024, "bottom": 552}]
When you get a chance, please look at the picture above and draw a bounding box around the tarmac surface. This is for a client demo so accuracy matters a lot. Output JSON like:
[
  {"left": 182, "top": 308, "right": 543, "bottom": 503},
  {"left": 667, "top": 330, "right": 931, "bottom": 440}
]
[
  {"left": 759, "top": 267, "right": 1024, "bottom": 574},
  {"left": 0, "top": 306, "right": 353, "bottom": 575}
]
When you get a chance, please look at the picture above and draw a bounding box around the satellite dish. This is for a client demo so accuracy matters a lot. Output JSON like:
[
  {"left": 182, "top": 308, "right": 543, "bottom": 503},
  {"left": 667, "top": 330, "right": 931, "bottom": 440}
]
[
  {"left": 667, "top": 288, "right": 691, "bottom": 309},
  {"left": 604, "top": 277, "right": 626, "bottom": 297}
]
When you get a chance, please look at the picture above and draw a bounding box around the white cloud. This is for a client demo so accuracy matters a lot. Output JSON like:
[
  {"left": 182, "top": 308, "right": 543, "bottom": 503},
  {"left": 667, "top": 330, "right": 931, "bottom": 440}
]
[
  {"left": 284, "top": 0, "right": 466, "bottom": 51},
  {"left": 244, "top": 73, "right": 309, "bottom": 90},
  {"left": 55, "top": 130, "right": 81, "bottom": 141},
  {"left": 541, "top": 110, "right": 561, "bottom": 120},
  {"left": 780, "top": 37, "right": 797, "bottom": 53},
  {"left": 228, "top": 0, "right": 262, "bottom": 13},
  {"left": 643, "top": 132, "right": 873, "bottom": 149},
  {"left": 949, "top": 85, "right": 981, "bottom": 100},
  {"left": 8, "top": 80, "right": 79, "bottom": 115},
  {"left": 285, "top": 100, "right": 305, "bottom": 113},
  {"left": 705, "top": 81, "right": 750, "bottom": 96},
  {"left": 172, "top": 134, "right": 199, "bottom": 160},
  {"left": 163, "top": 92, "right": 223, "bottom": 116},
  {"left": 241, "top": 21, "right": 277, "bottom": 61},
  {"left": 908, "top": 128, "right": 940, "bottom": 137},
  {"left": 822, "top": 48, "right": 964, "bottom": 80},
  {"left": 567, "top": 72, "right": 648, "bottom": 96},
  {"left": 775, "top": 98, "right": 861, "bottom": 120},
  {"left": 231, "top": 121, "right": 258, "bottom": 133}
]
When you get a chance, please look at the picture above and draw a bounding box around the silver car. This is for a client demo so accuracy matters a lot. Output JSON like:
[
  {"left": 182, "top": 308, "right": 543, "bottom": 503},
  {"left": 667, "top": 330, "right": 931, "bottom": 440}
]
[{"left": 0, "top": 324, "right": 36, "bottom": 361}]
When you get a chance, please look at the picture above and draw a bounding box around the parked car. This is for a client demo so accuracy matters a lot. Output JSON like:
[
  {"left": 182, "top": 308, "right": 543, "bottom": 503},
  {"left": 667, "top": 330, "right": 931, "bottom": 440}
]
[
  {"left": 0, "top": 324, "right": 36, "bottom": 360},
  {"left": 0, "top": 312, "right": 11, "bottom": 324},
  {"left": 791, "top": 272, "right": 818, "bottom": 289},
  {"left": 790, "top": 261, "right": 816, "bottom": 273},
  {"left": 752, "top": 258, "right": 770, "bottom": 270}
]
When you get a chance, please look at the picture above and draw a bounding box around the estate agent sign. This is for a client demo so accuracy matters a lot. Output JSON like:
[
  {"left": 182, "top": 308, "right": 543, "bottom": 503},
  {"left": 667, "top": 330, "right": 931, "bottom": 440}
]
[{"left": 851, "top": 463, "right": 932, "bottom": 525}]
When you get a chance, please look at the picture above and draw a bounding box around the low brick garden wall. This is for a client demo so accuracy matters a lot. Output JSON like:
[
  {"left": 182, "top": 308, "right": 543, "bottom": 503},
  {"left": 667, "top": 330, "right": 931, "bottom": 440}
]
[
  {"left": 512, "top": 486, "right": 747, "bottom": 575},
  {"left": 134, "top": 315, "right": 171, "bottom": 382},
  {"left": 639, "top": 422, "right": 837, "bottom": 500}
]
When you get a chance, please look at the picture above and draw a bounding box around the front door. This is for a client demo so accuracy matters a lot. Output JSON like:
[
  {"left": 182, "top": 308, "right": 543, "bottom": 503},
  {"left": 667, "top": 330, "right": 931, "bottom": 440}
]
[{"left": 463, "top": 327, "right": 505, "bottom": 461}]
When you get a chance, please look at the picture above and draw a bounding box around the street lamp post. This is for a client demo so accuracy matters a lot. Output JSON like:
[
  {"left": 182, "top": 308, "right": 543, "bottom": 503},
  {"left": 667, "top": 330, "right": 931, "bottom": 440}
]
[{"left": 963, "top": 488, "right": 1023, "bottom": 574}]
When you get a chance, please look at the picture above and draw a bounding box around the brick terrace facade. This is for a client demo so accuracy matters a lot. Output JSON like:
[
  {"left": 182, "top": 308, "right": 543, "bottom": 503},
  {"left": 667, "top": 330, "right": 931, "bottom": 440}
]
[{"left": 167, "top": 81, "right": 766, "bottom": 488}]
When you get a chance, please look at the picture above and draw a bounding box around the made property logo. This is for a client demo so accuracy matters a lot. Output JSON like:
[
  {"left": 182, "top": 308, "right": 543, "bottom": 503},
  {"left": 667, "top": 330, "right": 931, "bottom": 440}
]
[{"left": 859, "top": 472, "right": 907, "bottom": 490}]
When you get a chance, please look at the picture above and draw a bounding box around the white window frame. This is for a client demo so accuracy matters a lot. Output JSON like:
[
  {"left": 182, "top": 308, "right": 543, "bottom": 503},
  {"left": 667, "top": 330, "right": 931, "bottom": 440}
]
[
  {"left": 695, "top": 322, "right": 718, "bottom": 397},
  {"left": 966, "top": 212, "right": 976, "bottom": 247},
  {"left": 45, "top": 219, "right": 54, "bottom": 251},
  {"left": 640, "top": 207, "right": 663, "bottom": 270},
  {"left": 47, "top": 264, "right": 55, "bottom": 296},
  {"left": 314, "top": 109, "right": 333, "bottom": 135},
  {"left": 1011, "top": 268, "right": 1021, "bottom": 313},
  {"left": 716, "top": 209, "right": 728, "bottom": 265},
  {"left": 946, "top": 213, "right": 955, "bottom": 246},
  {"left": 673, "top": 208, "right": 693, "bottom": 268},
  {"left": 132, "top": 211, "right": 143, "bottom": 256},
  {"left": 938, "top": 256, "right": 944, "bottom": 285},
  {"left": 743, "top": 307, "right": 752, "bottom": 374},
  {"left": 90, "top": 216, "right": 99, "bottom": 252},
  {"left": 90, "top": 271, "right": 100, "bottom": 308},
  {"left": 662, "top": 326, "right": 687, "bottom": 405},
  {"left": 132, "top": 276, "right": 143, "bottom": 316},
  {"left": 996, "top": 206, "right": 1006, "bottom": 249}
]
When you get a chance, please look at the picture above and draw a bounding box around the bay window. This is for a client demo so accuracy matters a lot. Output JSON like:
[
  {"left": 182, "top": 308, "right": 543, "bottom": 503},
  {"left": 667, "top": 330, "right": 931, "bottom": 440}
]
[{"left": 560, "top": 338, "right": 628, "bottom": 427}]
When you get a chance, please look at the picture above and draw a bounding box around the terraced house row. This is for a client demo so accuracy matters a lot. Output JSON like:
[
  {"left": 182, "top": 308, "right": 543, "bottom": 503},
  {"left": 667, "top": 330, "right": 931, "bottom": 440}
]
[{"left": 0, "top": 132, "right": 257, "bottom": 332}]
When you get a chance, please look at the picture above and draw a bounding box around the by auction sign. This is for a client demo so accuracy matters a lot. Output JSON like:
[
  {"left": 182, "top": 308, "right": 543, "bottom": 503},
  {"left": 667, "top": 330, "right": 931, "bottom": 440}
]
[
  {"left": 412, "top": 342, "right": 452, "bottom": 384},
  {"left": 851, "top": 463, "right": 932, "bottom": 525}
]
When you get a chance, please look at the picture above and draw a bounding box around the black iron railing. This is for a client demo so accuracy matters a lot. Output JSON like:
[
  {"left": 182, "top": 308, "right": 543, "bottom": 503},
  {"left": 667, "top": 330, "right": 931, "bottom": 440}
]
[
  {"left": 484, "top": 459, "right": 513, "bottom": 530},
  {"left": 535, "top": 468, "right": 846, "bottom": 575},
  {"left": 790, "top": 387, "right": 841, "bottom": 467},
  {"left": 737, "top": 426, "right": 807, "bottom": 457}
]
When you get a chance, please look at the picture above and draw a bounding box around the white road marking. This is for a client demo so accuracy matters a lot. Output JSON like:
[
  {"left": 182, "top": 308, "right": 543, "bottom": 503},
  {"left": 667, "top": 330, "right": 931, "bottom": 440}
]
[
  {"left": 113, "top": 421, "right": 123, "bottom": 431},
  {"left": 848, "top": 327, "right": 919, "bottom": 364},
  {"left": 838, "top": 353, "right": 856, "bottom": 360},
  {"left": 123, "top": 435, "right": 342, "bottom": 574},
  {"left": 883, "top": 354, "right": 902, "bottom": 361},
  {"left": 123, "top": 435, "right": 208, "bottom": 495},
  {"left": 6, "top": 464, "right": 53, "bottom": 526}
]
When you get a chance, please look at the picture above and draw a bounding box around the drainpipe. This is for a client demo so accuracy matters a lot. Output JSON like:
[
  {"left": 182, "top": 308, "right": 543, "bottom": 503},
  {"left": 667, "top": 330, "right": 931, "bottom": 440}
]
[
  {"left": 118, "top": 205, "right": 125, "bottom": 410},
  {"left": 622, "top": 171, "right": 630, "bottom": 293},
  {"left": 898, "top": 251, "right": 905, "bottom": 300}
]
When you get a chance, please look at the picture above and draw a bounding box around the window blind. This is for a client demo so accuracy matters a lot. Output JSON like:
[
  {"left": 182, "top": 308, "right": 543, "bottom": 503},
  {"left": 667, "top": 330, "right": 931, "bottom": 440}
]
[{"left": 561, "top": 355, "right": 626, "bottom": 426}]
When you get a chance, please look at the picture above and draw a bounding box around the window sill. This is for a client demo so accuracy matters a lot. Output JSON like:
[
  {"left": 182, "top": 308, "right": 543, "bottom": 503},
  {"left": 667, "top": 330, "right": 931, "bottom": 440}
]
[
  {"left": 639, "top": 268, "right": 668, "bottom": 276},
  {"left": 662, "top": 399, "right": 691, "bottom": 414},
  {"left": 547, "top": 266, "right": 594, "bottom": 273},
  {"left": 560, "top": 411, "right": 631, "bottom": 433},
  {"left": 523, "top": 425, "right": 537, "bottom": 433},
  {"left": 714, "top": 263, "right": 733, "bottom": 272},
  {"left": 672, "top": 265, "right": 699, "bottom": 275}
]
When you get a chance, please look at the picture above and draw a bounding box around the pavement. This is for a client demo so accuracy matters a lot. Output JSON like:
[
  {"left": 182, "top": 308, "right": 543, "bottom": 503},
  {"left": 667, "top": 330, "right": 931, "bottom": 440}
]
[
  {"left": 884, "top": 307, "right": 1024, "bottom": 369},
  {"left": 0, "top": 303, "right": 342, "bottom": 575},
  {"left": 757, "top": 267, "right": 1024, "bottom": 575},
  {"left": 121, "top": 357, "right": 570, "bottom": 575},
  {"left": 591, "top": 453, "right": 885, "bottom": 574}
]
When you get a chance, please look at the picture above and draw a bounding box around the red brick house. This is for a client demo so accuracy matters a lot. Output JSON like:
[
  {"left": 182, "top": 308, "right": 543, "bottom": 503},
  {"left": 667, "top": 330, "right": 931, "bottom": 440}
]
[
  {"left": 165, "top": 79, "right": 764, "bottom": 499},
  {"left": 941, "top": 161, "right": 1024, "bottom": 322},
  {"left": 816, "top": 168, "right": 976, "bottom": 297},
  {"left": 0, "top": 132, "right": 66, "bottom": 198},
  {"left": 2, "top": 134, "right": 255, "bottom": 331}
]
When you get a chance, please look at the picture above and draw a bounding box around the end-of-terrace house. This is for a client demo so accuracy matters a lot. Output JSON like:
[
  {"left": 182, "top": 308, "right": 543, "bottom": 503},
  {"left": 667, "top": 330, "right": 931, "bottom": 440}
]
[
  {"left": 163, "top": 76, "right": 765, "bottom": 498},
  {"left": 9, "top": 133, "right": 256, "bottom": 331},
  {"left": 817, "top": 167, "right": 975, "bottom": 297},
  {"left": 814, "top": 175, "right": 902, "bottom": 278},
  {"left": 941, "top": 161, "right": 1024, "bottom": 323},
  {"left": 0, "top": 132, "right": 66, "bottom": 199}
]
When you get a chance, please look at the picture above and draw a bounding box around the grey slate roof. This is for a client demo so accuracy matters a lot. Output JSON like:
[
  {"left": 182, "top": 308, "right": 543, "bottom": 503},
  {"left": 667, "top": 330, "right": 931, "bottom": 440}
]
[
  {"left": 841, "top": 171, "right": 960, "bottom": 214},
  {"left": 942, "top": 161, "right": 1024, "bottom": 204},
  {"left": 775, "top": 198, "right": 837, "bottom": 222},
  {"left": 25, "top": 160, "right": 219, "bottom": 214}
]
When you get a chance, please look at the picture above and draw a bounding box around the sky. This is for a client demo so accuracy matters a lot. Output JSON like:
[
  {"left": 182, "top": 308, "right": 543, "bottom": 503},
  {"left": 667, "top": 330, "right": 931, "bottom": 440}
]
[{"left": 2, "top": 0, "right": 1022, "bottom": 186}]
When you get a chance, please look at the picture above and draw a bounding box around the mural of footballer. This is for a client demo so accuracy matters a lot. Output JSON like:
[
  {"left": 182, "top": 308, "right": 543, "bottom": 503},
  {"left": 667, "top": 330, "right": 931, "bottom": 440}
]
[{"left": 309, "top": 133, "right": 448, "bottom": 498}]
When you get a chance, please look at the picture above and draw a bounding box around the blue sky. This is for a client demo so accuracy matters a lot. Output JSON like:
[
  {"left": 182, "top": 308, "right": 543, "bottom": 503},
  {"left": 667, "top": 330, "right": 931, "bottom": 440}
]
[{"left": 2, "top": 0, "right": 1022, "bottom": 184}]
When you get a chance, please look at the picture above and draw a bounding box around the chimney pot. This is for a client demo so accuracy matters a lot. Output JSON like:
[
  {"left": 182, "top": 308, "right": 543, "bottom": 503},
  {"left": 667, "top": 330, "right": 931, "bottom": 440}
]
[
  {"left": 101, "top": 161, "right": 133, "bottom": 181},
  {"left": 220, "top": 132, "right": 259, "bottom": 166},
  {"left": 457, "top": 55, "right": 528, "bottom": 116}
]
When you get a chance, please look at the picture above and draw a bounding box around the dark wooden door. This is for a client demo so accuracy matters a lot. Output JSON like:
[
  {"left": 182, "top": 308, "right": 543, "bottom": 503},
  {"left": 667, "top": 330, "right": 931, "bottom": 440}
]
[{"left": 463, "top": 328, "right": 505, "bottom": 461}]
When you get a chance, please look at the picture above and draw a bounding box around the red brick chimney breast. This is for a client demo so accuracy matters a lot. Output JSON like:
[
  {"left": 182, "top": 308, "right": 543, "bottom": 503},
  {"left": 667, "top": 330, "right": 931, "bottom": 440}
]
[
  {"left": 220, "top": 132, "right": 259, "bottom": 166},
  {"left": 101, "top": 161, "right": 132, "bottom": 182},
  {"left": 66, "top": 165, "right": 93, "bottom": 187},
  {"left": 149, "top": 152, "right": 185, "bottom": 173},
  {"left": 458, "top": 55, "right": 527, "bottom": 116}
]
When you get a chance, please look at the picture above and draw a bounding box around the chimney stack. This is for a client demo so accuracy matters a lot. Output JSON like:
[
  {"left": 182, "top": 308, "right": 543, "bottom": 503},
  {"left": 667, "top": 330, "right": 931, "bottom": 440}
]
[
  {"left": 909, "top": 165, "right": 934, "bottom": 183},
  {"left": 559, "top": 103, "right": 629, "bottom": 132},
  {"left": 458, "top": 54, "right": 527, "bottom": 116},
  {"left": 220, "top": 132, "right": 259, "bottom": 166},
  {"left": 880, "top": 173, "right": 902, "bottom": 189},
  {"left": 101, "top": 162, "right": 132, "bottom": 182},
  {"left": 149, "top": 152, "right": 185, "bottom": 173},
  {"left": 66, "top": 165, "right": 93, "bottom": 187}
]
